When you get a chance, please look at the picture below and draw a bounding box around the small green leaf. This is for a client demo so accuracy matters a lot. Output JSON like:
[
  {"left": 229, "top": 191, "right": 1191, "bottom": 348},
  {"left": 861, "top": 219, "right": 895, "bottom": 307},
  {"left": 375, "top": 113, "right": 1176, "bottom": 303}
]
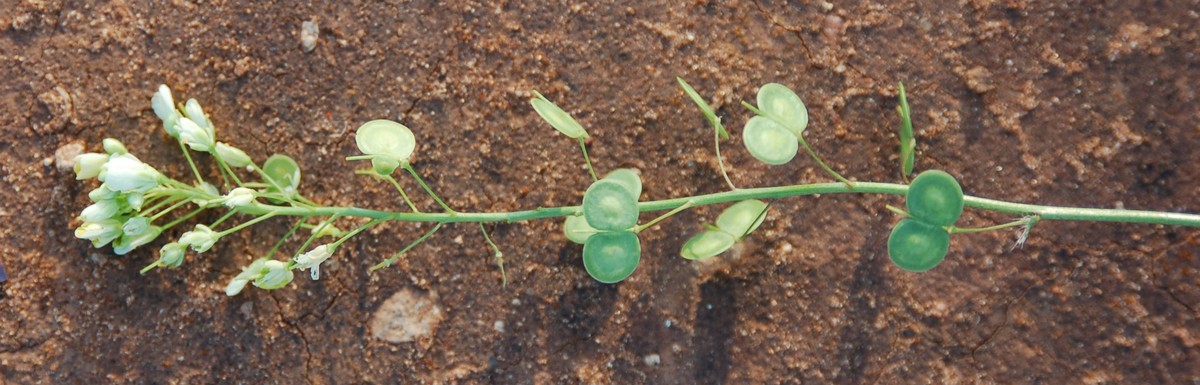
[
  {"left": 603, "top": 168, "right": 642, "bottom": 199},
  {"left": 756, "top": 83, "right": 808, "bottom": 135},
  {"left": 530, "top": 91, "right": 588, "bottom": 139},
  {"left": 582, "top": 231, "right": 641, "bottom": 283},
  {"left": 680, "top": 230, "right": 736, "bottom": 260},
  {"left": 906, "top": 170, "right": 964, "bottom": 227},
  {"left": 897, "top": 82, "right": 915, "bottom": 178},
  {"left": 262, "top": 154, "right": 301, "bottom": 193},
  {"left": 743, "top": 116, "right": 799, "bottom": 165},
  {"left": 887, "top": 218, "right": 950, "bottom": 272},
  {"left": 563, "top": 214, "right": 597, "bottom": 245},
  {"left": 715, "top": 200, "right": 769, "bottom": 239},
  {"left": 677, "top": 77, "right": 728, "bottom": 139},
  {"left": 582, "top": 180, "right": 639, "bottom": 231},
  {"left": 356, "top": 120, "right": 417, "bottom": 163}
]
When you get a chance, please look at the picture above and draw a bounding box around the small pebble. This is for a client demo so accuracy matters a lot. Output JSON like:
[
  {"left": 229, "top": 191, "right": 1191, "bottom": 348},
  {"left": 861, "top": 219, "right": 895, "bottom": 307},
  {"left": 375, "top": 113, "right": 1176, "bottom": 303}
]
[
  {"left": 54, "top": 141, "right": 85, "bottom": 172},
  {"left": 300, "top": 20, "right": 319, "bottom": 52},
  {"left": 493, "top": 320, "right": 505, "bottom": 333},
  {"left": 643, "top": 354, "right": 661, "bottom": 366}
]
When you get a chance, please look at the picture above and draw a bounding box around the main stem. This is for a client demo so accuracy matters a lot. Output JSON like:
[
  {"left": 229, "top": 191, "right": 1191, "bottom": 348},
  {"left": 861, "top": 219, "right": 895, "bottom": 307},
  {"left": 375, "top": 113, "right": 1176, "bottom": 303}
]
[{"left": 234, "top": 182, "right": 1200, "bottom": 228}]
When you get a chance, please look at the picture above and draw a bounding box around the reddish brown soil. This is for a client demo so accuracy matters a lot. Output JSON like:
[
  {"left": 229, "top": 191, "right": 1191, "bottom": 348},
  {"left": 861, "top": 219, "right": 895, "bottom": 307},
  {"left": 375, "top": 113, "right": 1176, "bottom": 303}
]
[{"left": 2, "top": 1, "right": 1199, "bottom": 384}]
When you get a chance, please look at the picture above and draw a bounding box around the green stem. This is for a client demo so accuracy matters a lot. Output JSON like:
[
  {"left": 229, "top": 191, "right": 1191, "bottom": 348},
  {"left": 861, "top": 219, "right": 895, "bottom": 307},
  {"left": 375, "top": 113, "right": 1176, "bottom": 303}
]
[
  {"left": 947, "top": 218, "right": 1031, "bottom": 235},
  {"left": 479, "top": 223, "right": 506, "bottom": 287},
  {"left": 293, "top": 213, "right": 345, "bottom": 259},
  {"left": 216, "top": 212, "right": 277, "bottom": 237},
  {"left": 149, "top": 199, "right": 190, "bottom": 221},
  {"left": 266, "top": 218, "right": 307, "bottom": 260},
  {"left": 178, "top": 139, "right": 205, "bottom": 184},
  {"left": 371, "top": 223, "right": 444, "bottom": 271},
  {"left": 232, "top": 182, "right": 1200, "bottom": 228},
  {"left": 330, "top": 219, "right": 384, "bottom": 249},
  {"left": 797, "top": 135, "right": 854, "bottom": 188},
  {"left": 633, "top": 200, "right": 694, "bottom": 233},
  {"left": 402, "top": 163, "right": 456, "bottom": 214},
  {"left": 210, "top": 209, "right": 238, "bottom": 228},
  {"left": 163, "top": 206, "right": 207, "bottom": 230},
  {"left": 214, "top": 154, "right": 244, "bottom": 187},
  {"left": 578, "top": 137, "right": 599, "bottom": 182},
  {"left": 366, "top": 171, "right": 420, "bottom": 213},
  {"left": 714, "top": 127, "right": 737, "bottom": 190}
]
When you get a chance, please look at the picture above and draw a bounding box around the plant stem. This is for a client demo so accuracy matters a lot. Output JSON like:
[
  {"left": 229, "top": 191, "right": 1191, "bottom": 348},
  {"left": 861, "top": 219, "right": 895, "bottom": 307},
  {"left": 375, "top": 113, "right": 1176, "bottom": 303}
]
[
  {"left": 177, "top": 139, "right": 206, "bottom": 184},
  {"left": 265, "top": 218, "right": 307, "bottom": 259},
  {"left": 797, "top": 135, "right": 854, "bottom": 188},
  {"left": 478, "top": 223, "right": 506, "bottom": 287},
  {"left": 371, "top": 223, "right": 444, "bottom": 271},
  {"left": 578, "top": 137, "right": 600, "bottom": 182},
  {"left": 369, "top": 171, "right": 420, "bottom": 213},
  {"left": 216, "top": 212, "right": 277, "bottom": 237},
  {"left": 633, "top": 200, "right": 694, "bottom": 233},
  {"left": 714, "top": 128, "right": 737, "bottom": 190},
  {"left": 234, "top": 182, "right": 1200, "bottom": 228},
  {"left": 948, "top": 218, "right": 1030, "bottom": 235},
  {"left": 402, "top": 163, "right": 455, "bottom": 214}
]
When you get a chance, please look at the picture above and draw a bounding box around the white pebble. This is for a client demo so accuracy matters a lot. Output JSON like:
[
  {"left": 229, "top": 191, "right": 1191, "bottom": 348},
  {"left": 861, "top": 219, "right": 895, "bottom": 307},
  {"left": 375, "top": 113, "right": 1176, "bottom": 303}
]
[{"left": 300, "top": 20, "right": 319, "bottom": 52}]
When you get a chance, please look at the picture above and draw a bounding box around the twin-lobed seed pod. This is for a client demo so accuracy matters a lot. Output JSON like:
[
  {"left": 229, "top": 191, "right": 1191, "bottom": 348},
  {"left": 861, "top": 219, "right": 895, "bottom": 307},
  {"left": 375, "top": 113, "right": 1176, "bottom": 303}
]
[
  {"left": 742, "top": 83, "right": 809, "bottom": 165},
  {"left": 353, "top": 119, "right": 417, "bottom": 175},
  {"left": 680, "top": 200, "right": 769, "bottom": 260},
  {"left": 888, "top": 169, "right": 964, "bottom": 271},
  {"left": 564, "top": 169, "right": 644, "bottom": 283}
]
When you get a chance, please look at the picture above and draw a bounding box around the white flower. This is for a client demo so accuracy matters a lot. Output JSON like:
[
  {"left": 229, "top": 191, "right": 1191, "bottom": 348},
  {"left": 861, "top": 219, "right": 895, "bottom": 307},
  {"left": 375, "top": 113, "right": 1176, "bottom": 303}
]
[
  {"left": 122, "top": 216, "right": 151, "bottom": 236},
  {"left": 184, "top": 98, "right": 213, "bottom": 130},
  {"left": 214, "top": 142, "right": 252, "bottom": 168},
  {"left": 151, "top": 84, "right": 180, "bottom": 137},
  {"left": 102, "top": 138, "right": 127, "bottom": 155},
  {"left": 226, "top": 259, "right": 269, "bottom": 296},
  {"left": 294, "top": 244, "right": 336, "bottom": 280},
  {"left": 253, "top": 260, "right": 294, "bottom": 290},
  {"left": 73, "top": 153, "right": 108, "bottom": 180},
  {"left": 79, "top": 199, "right": 121, "bottom": 222},
  {"left": 75, "top": 219, "right": 123, "bottom": 247},
  {"left": 99, "top": 154, "right": 161, "bottom": 193},
  {"left": 223, "top": 187, "right": 256, "bottom": 208},
  {"left": 178, "top": 224, "right": 220, "bottom": 253},
  {"left": 158, "top": 242, "right": 187, "bottom": 268},
  {"left": 113, "top": 226, "right": 162, "bottom": 255},
  {"left": 176, "top": 117, "right": 215, "bottom": 152},
  {"left": 88, "top": 184, "right": 118, "bottom": 201}
]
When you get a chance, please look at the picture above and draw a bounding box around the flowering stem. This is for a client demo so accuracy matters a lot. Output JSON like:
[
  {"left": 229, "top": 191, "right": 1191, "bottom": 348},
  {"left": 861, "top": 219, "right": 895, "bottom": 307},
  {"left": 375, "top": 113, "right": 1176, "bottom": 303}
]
[
  {"left": 402, "top": 163, "right": 455, "bottom": 214},
  {"left": 292, "top": 212, "right": 345, "bottom": 260},
  {"left": 714, "top": 127, "right": 737, "bottom": 191},
  {"left": 331, "top": 218, "right": 384, "bottom": 249},
  {"left": 265, "top": 218, "right": 307, "bottom": 260},
  {"left": 370, "top": 223, "right": 444, "bottom": 271},
  {"left": 213, "top": 153, "right": 244, "bottom": 187},
  {"left": 215, "top": 212, "right": 277, "bottom": 237},
  {"left": 148, "top": 199, "right": 190, "bottom": 221},
  {"left": 163, "top": 206, "right": 207, "bottom": 230},
  {"left": 210, "top": 209, "right": 239, "bottom": 228},
  {"left": 177, "top": 139, "right": 206, "bottom": 184},
  {"left": 578, "top": 137, "right": 599, "bottom": 182},
  {"left": 797, "top": 135, "right": 854, "bottom": 189}
]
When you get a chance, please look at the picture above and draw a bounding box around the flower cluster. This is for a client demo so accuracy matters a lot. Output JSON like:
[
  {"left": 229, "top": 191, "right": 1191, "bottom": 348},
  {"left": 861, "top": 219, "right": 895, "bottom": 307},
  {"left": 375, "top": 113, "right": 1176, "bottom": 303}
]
[{"left": 73, "top": 140, "right": 166, "bottom": 255}]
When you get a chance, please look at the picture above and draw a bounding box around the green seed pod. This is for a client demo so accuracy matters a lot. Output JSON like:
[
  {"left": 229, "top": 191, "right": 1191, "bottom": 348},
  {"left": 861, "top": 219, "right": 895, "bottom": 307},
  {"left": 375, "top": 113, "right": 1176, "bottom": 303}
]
[
  {"left": 715, "top": 200, "right": 769, "bottom": 239},
  {"left": 680, "top": 230, "right": 736, "bottom": 260},
  {"left": 582, "top": 231, "right": 640, "bottom": 283},
  {"left": 756, "top": 83, "right": 808, "bottom": 135},
  {"left": 906, "top": 169, "right": 964, "bottom": 227},
  {"left": 356, "top": 120, "right": 417, "bottom": 163},
  {"left": 563, "top": 214, "right": 597, "bottom": 245},
  {"left": 603, "top": 168, "right": 642, "bottom": 199},
  {"left": 582, "top": 180, "right": 639, "bottom": 231},
  {"left": 743, "top": 116, "right": 799, "bottom": 166},
  {"left": 263, "top": 154, "right": 301, "bottom": 195},
  {"left": 530, "top": 91, "right": 588, "bottom": 139},
  {"left": 887, "top": 219, "right": 950, "bottom": 272}
]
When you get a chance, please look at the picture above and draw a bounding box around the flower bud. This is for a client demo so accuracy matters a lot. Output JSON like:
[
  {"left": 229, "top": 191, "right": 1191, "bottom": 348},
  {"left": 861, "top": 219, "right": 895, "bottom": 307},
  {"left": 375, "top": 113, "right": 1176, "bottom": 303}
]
[
  {"left": 75, "top": 219, "right": 123, "bottom": 247},
  {"left": 226, "top": 259, "right": 269, "bottom": 296},
  {"left": 214, "top": 142, "right": 253, "bottom": 168},
  {"left": 88, "top": 184, "right": 118, "bottom": 202},
  {"left": 123, "top": 216, "right": 151, "bottom": 236},
  {"left": 73, "top": 153, "right": 108, "bottom": 180},
  {"left": 294, "top": 244, "right": 336, "bottom": 280},
  {"left": 127, "top": 192, "right": 146, "bottom": 210},
  {"left": 158, "top": 242, "right": 187, "bottom": 268},
  {"left": 253, "top": 260, "right": 294, "bottom": 290},
  {"left": 79, "top": 199, "right": 121, "bottom": 222},
  {"left": 102, "top": 138, "right": 128, "bottom": 155},
  {"left": 151, "top": 84, "right": 180, "bottom": 137},
  {"left": 178, "top": 224, "right": 220, "bottom": 253},
  {"left": 177, "top": 117, "right": 215, "bottom": 152},
  {"left": 99, "top": 154, "right": 161, "bottom": 193},
  {"left": 223, "top": 187, "right": 256, "bottom": 208},
  {"left": 184, "top": 98, "right": 213, "bottom": 130},
  {"left": 113, "top": 226, "right": 162, "bottom": 255}
]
